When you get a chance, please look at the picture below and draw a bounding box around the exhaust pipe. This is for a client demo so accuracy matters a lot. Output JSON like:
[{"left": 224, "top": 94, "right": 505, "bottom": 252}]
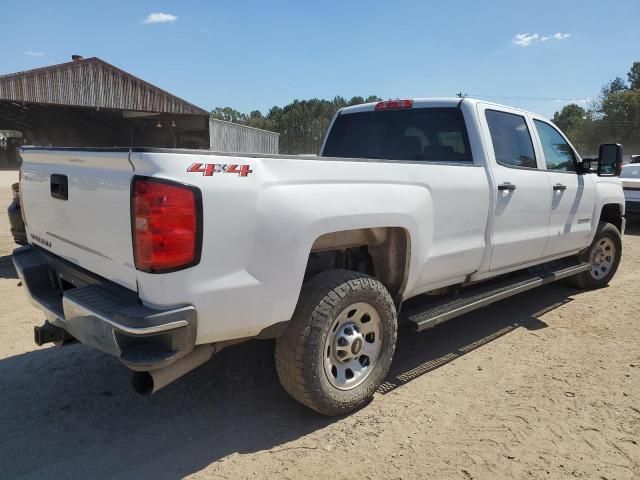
[{"left": 131, "top": 344, "right": 216, "bottom": 395}]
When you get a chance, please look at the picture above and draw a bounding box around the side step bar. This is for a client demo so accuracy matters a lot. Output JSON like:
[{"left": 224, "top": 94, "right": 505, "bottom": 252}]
[{"left": 403, "top": 261, "right": 589, "bottom": 332}]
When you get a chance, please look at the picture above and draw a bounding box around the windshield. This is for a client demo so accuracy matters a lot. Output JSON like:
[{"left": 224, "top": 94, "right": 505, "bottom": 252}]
[
  {"left": 620, "top": 165, "right": 640, "bottom": 178},
  {"left": 322, "top": 107, "right": 472, "bottom": 162}
]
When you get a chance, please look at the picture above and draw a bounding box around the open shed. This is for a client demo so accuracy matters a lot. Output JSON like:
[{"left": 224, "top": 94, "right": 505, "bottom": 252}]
[{"left": 0, "top": 55, "right": 210, "bottom": 169}]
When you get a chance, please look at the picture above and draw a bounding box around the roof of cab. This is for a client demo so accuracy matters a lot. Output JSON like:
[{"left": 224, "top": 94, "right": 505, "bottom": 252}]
[{"left": 338, "top": 97, "right": 543, "bottom": 119}]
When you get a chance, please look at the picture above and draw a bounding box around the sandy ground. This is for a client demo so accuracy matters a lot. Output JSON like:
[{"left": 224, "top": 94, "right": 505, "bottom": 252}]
[
  {"left": 0, "top": 183, "right": 638, "bottom": 480},
  {"left": 0, "top": 170, "right": 19, "bottom": 188}
]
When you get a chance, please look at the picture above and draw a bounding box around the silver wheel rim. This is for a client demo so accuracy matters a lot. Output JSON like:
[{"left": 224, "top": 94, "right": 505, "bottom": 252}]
[
  {"left": 589, "top": 237, "right": 616, "bottom": 280},
  {"left": 323, "top": 302, "right": 382, "bottom": 391}
]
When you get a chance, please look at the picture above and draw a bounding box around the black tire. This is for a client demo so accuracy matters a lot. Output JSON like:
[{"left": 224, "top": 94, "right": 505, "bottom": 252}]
[
  {"left": 275, "top": 269, "right": 397, "bottom": 416},
  {"left": 567, "top": 222, "right": 622, "bottom": 289}
]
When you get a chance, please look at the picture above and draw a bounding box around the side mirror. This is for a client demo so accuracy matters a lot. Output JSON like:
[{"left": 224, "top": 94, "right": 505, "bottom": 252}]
[{"left": 598, "top": 143, "right": 623, "bottom": 176}]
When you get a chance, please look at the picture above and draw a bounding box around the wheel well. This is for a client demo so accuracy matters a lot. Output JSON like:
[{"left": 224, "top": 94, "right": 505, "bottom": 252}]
[
  {"left": 305, "top": 227, "right": 410, "bottom": 302},
  {"left": 600, "top": 204, "right": 623, "bottom": 232}
]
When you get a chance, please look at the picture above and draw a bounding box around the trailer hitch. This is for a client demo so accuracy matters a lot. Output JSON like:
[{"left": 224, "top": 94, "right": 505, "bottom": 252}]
[{"left": 34, "top": 321, "right": 75, "bottom": 347}]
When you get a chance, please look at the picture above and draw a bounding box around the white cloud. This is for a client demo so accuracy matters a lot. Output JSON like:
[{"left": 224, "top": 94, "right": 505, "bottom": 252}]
[
  {"left": 513, "top": 33, "right": 539, "bottom": 46},
  {"left": 512, "top": 32, "right": 571, "bottom": 47},
  {"left": 24, "top": 50, "right": 44, "bottom": 57},
  {"left": 143, "top": 12, "right": 178, "bottom": 24}
]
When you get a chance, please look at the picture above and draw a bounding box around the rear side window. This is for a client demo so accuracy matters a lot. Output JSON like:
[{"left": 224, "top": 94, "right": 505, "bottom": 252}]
[
  {"left": 322, "top": 108, "right": 472, "bottom": 162},
  {"left": 485, "top": 110, "right": 537, "bottom": 169},
  {"left": 533, "top": 120, "right": 576, "bottom": 172}
]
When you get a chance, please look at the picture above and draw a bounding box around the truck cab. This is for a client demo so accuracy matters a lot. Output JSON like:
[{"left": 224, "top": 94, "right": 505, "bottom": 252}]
[{"left": 321, "top": 98, "right": 624, "bottom": 281}]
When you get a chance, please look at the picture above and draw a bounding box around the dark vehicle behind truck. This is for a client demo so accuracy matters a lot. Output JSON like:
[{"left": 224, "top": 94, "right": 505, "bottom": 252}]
[{"left": 8, "top": 182, "right": 26, "bottom": 245}]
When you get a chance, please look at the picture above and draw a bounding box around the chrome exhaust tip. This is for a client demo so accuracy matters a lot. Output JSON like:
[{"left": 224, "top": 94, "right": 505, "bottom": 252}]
[{"left": 130, "top": 344, "right": 216, "bottom": 395}]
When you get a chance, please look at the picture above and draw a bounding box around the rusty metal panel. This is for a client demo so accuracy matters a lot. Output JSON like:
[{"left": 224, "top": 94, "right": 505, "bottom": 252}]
[
  {"left": 0, "top": 57, "right": 208, "bottom": 115},
  {"left": 209, "top": 119, "right": 279, "bottom": 154}
]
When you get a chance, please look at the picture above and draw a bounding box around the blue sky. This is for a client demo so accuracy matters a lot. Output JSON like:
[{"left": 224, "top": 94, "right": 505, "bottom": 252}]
[{"left": 1, "top": 0, "right": 639, "bottom": 116}]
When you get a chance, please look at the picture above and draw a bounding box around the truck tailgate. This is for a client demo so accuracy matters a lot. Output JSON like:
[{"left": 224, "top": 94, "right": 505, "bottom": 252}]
[{"left": 19, "top": 148, "right": 137, "bottom": 291}]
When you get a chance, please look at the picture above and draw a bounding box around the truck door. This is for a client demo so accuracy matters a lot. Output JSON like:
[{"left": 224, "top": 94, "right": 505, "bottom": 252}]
[
  {"left": 479, "top": 105, "right": 552, "bottom": 270},
  {"left": 531, "top": 118, "right": 596, "bottom": 256}
]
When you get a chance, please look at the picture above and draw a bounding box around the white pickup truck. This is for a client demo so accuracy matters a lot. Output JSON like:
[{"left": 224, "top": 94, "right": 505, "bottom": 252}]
[{"left": 13, "top": 98, "right": 626, "bottom": 416}]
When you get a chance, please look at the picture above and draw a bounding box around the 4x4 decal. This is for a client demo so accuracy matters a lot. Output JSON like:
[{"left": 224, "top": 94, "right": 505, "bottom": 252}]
[{"left": 187, "top": 163, "right": 253, "bottom": 177}]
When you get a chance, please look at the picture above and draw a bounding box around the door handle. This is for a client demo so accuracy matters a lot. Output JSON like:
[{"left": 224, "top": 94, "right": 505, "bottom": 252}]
[
  {"left": 498, "top": 182, "right": 516, "bottom": 191},
  {"left": 553, "top": 183, "right": 567, "bottom": 191}
]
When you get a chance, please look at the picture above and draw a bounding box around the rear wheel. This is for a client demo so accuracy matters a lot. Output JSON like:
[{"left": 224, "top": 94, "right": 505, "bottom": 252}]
[
  {"left": 275, "top": 269, "right": 397, "bottom": 416},
  {"left": 568, "top": 222, "right": 622, "bottom": 289}
]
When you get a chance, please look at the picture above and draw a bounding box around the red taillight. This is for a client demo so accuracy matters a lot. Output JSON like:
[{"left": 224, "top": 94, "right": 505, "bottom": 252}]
[
  {"left": 132, "top": 177, "right": 201, "bottom": 273},
  {"left": 374, "top": 99, "right": 413, "bottom": 111}
]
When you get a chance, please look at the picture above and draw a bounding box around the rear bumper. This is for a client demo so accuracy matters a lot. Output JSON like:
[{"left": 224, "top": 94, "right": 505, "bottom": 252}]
[{"left": 12, "top": 245, "right": 197, "bottom": 371}]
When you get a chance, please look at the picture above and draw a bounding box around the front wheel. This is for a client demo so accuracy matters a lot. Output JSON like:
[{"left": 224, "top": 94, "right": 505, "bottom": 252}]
[
  {"left": 275, "top": 270, "right": 397, "bottom": 416},
  {"left": 568, "top": 221, "right": 622, "bottom": 289}
]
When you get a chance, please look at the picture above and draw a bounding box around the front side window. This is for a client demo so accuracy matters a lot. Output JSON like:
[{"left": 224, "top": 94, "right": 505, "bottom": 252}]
[
  {"left": 534, "top": 120, "right": 576, "bottom": 172},
  {"left": 485, "top": 110, "right": 537, "bottom": 168},
  {"left": 322, "top": 108, "right": 472, "bottom": 162}
]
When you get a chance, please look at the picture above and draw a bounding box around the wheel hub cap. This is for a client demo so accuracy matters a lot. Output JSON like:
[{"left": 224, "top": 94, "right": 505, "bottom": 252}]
[
  {"left": 333, "top": 323, "right": 364, "bottom": 362},
  {"left": 589, "top": 237, "right": 616, "bottom": 279},
  {"left": 323, "top": 302, "right": 382, "bottom": 390}
]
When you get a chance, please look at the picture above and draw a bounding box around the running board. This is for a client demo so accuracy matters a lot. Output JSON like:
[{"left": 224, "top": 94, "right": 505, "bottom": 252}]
[{"left": 403, "top": 261, "right": 589, "bottom": 332}]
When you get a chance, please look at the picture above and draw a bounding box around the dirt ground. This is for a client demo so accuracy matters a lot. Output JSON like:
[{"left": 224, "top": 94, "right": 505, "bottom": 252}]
[{"left": 0, "top": 182, "right": 638, "bottom": 480}]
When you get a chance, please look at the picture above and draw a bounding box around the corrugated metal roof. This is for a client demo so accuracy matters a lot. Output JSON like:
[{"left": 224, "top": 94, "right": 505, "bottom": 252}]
[{"left": 0, "top": 57, "right": 208, "bottom": 115}]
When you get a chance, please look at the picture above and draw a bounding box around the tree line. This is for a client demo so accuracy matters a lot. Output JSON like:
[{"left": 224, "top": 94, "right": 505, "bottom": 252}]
[
  {"left": 211, "top": 96, "right": 381, "bottom": 154},
  {"left": 553, "top": 61, "right": 640, "bottom": 156}
]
